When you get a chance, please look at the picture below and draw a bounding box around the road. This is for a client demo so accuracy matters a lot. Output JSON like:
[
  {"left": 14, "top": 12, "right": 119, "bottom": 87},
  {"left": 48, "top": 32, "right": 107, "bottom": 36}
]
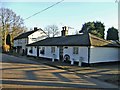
[{"left": 0, "top": 54, "right": 118, "bottom": 89}]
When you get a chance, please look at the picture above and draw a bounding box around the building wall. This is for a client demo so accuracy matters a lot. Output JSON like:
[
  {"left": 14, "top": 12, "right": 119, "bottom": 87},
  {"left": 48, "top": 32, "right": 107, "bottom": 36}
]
[
  {"left": 28, "top": 30, "right": 47, "bottom": 44},
  {"left": 27, "top": 46, "right": 37, "bottom": 56},
  {"left": 63, "top": 46, "right": 88, "bottom": 63},
  {"left": 14, "top": 38, "right": 28, "bottom": 54},
  {"left": 14, "top": 40, "right": 18, "bottom": 47},
  {"left": 14, "top": 38, "right": 27, "bottom": 48},
  {"left": 90, "top": 47, "right": 119, "bottom": 63},
  {"left": 14, "top": 30, "right": 47, "bottom": 55},
  {"left": 39, "top": 46, "right": 59, "bottom": 60},
  {"left": 27, "top": 46, "right": 59, "bottom": 60},
  {"left": 14, "top": 30, "right": 47, "bottom": 48}
]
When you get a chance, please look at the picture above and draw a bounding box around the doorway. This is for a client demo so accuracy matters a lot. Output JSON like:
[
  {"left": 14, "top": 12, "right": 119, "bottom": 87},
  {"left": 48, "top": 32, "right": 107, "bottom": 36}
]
[
  {"left": 59, "top": 46, "right": 63, "bottom": 61},
  {"left": 37, "top": 46, "right": 39, "bottom": 57}
]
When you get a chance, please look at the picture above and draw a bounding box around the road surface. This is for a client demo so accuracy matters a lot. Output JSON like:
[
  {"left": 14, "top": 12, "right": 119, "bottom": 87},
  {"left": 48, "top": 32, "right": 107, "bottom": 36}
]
[{"left": 0, "top": 54, "right": 118, "bottom": 89}]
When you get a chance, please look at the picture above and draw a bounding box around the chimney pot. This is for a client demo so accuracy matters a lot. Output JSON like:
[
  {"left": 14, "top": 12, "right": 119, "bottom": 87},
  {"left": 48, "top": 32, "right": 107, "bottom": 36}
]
[
  {"left": 34, "top": 27, "right": 38, "bottom": 31},
  {"left": 61, "top": 26, "right": 68, "bottom": 36},
  {"left": 64, "top": 26, "right": 66, "bottom": 30},
  {"left": 62, "top": 27, "right": 64, "bottom": 30}
]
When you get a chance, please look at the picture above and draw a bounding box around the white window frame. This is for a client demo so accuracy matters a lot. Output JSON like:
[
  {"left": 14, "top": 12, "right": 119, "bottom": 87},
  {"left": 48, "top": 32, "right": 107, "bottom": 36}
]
[
  {"left": 51, "top": 47, "right": 55, "bottom": 53},
  {"left": 73, "top": 47, "right": 79, "bottom": 54},
  {"left": 40, "top": 47, "right": 45, "bottom": 55}
]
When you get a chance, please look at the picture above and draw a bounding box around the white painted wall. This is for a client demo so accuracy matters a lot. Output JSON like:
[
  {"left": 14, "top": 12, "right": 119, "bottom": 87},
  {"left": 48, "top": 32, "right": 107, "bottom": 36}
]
[
  {"left": 21, "top": 38, "right": 28, "bottom": 49},
  {"left": 14, "top": 38, "right": 27, "bottom": 49},
  {"left": 90, "top": 47, "right": 119, "bottom": 63},
  {"left": 27, "top": 46, "right": 37, "bottom": 56},
  {"left": 14, "top": 40, "right": 18, "bottom": 47},
  {"left": 39, "top": 46, "right": 59, "bottom": 60},
  {"left": 14, "top": 30, "right": 47, "bottom": 51},
  {"left": 28, "top": 30, "right": 47, "bottom": 44},
  {"left": 63, "top": 46, "right": 88, "bottom": 63}
]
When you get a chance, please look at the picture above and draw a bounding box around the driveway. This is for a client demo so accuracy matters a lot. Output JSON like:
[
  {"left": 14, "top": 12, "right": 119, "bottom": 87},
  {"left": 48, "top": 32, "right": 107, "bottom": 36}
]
[{"left": 0, "top": 54, "right": 119, "bottom": 89}]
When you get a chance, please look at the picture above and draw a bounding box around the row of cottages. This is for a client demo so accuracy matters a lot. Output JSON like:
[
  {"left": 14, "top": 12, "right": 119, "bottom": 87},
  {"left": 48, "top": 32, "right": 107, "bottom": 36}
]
[
  {"left": 13, "top": 27, "right": 48, "bottom": 55},
  {"left": 26, "top": 26, "right": 120, "bottom": 66}
]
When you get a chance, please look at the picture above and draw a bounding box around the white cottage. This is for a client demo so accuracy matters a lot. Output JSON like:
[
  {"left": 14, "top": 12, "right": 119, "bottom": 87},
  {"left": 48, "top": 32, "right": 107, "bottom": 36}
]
[
  {"left": 14, "top": 27, "right": 48, "bottom": 55},
  {"left": 26, "top": 26, "right": 120, "bottom": 66}
]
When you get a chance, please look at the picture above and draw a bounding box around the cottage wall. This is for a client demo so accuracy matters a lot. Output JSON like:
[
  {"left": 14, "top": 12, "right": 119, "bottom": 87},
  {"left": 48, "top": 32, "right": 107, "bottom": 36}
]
[
  {"left": 63, "top": 46, "right": 88, "bottom": 63},
  {"left": 28, "top": 30, "right": 47, "bottom": 44},
  {"left": 14, "top": 40, "right": 18, "bottom": 47},
  {"left": 90, "top": 47, "right": 119, "bottom": 63},
  {"left": 14, "top": 38, "right": 28, "bottom": 54},
  {"left": 14, "top": 38, "right": 27, "bottom": 48},
  {"left": 39, "top": 46, "right": 59, "bottom": 60},
  {"left": 27, "top": 46, "right": 37, "bottom": 56}
]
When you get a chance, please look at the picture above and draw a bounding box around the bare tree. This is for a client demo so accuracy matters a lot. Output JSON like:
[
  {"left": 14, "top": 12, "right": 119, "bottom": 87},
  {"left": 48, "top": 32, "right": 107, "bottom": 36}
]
[
  {"left": 44, "top": 26, "right": 51, "bottom": 37},
  {"left": 0, "top": 8, "right": 27, "bottom": 52},
  {"left": 44, "top": 25, "right": 59, "bottom": 37}
]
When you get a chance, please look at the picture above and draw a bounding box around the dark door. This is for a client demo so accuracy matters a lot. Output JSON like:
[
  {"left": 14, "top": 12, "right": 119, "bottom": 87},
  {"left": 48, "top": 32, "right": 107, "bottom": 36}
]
[
  {"left": 37, "top": 46, "right": 39, "bottom": 57},
  {"left": 59, "top": 46, "right": 63, "bottom": 61}
]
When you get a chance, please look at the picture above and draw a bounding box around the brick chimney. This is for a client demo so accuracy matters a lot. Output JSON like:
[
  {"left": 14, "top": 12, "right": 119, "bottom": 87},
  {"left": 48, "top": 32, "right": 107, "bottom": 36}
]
[
  {"left": 61, "top": 26, "right": 68, "bottom": 36},
  {"left": 34, "top": 27, "right": 38, "bottom": 31}
]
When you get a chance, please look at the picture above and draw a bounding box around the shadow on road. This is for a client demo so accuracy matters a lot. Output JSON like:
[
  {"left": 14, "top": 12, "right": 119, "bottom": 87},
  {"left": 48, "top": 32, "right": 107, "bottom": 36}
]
[
  {"left": 1, "top": 79, "right": 97, "bottom": 88},
  {"left": 1, "top": 54, "right": 119, "bottom": 89}
]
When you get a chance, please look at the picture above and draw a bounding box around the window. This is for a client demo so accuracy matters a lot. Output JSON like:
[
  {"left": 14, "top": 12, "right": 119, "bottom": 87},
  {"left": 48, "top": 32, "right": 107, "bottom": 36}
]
[
  {"left": 25, "top": 38, "right": 28, "bottom": 44},
  {"left": 29, "top": 47, "right": 33, "bottom": 53},
  {"left": 73, "top": 47, "right": 79, "bottom": 54},
  {"left": 18, "top": 39, "right": 22, "bottom": 44},
  {"left": 51, "top": 47, "right": 55, "bottom": 53},
  {"left": 31, "top": 38, "right": 37, "bottom": 41},
  {"left": 40, "top": 47, "right": 45, "bottom": 55},
  {"left": 64, "top": 46, "right": 68, "bottom": 49}
]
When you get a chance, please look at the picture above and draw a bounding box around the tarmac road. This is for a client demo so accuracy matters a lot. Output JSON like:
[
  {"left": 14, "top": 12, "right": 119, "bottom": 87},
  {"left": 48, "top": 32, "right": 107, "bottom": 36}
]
[{"left": 0, "top": 54, "right": 119, "bottom": 89}]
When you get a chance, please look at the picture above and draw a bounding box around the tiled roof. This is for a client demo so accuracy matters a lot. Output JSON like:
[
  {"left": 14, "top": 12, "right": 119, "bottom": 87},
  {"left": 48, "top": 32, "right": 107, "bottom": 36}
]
[
  {"left": 26, "top": 34, "right": 90, "bottom": 46},
  {"left": 26, "top": 33, "right": 120, "bottom": 47},
  {"left": 89, "top": 34, "right": 119, "bottom": 47},
  {"left": 14, "top": 29, "right": 39, "bottom": 40}
]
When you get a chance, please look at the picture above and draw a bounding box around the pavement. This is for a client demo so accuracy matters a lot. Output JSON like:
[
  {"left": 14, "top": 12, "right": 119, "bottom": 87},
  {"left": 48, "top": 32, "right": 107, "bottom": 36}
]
[
  {"left": 2, "top": 53, "right": 119, "bottom": 89},
  {"left": 17, "top": 54, "right": 119, "bottom": 87}
]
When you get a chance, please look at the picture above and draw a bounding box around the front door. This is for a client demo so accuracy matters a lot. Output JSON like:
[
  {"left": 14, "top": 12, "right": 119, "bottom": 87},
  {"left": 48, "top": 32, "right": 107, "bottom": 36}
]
[
  {"left": 37, "top": 46, "right": 39, "bottom": 57},
  {"left": 59, "top": 46, "right": 63, "bottom": 61}
]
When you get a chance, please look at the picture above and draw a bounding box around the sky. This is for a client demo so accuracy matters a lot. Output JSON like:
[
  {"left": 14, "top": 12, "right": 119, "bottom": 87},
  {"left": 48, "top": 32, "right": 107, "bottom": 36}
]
[{"left": 0, "top": 0, "right": 119, "bottom": 38}]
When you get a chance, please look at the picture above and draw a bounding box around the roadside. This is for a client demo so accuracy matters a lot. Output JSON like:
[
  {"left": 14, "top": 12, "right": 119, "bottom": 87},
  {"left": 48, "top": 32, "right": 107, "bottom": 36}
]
[{"left": 4, "top": 52, "right": 120, "bottom": 88}]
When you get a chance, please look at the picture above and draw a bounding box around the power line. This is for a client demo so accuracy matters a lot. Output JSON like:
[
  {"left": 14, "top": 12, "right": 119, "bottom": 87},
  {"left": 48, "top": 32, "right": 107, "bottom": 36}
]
[{"left": 24, "top": 0, "right": 64, "bottom": 21}]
